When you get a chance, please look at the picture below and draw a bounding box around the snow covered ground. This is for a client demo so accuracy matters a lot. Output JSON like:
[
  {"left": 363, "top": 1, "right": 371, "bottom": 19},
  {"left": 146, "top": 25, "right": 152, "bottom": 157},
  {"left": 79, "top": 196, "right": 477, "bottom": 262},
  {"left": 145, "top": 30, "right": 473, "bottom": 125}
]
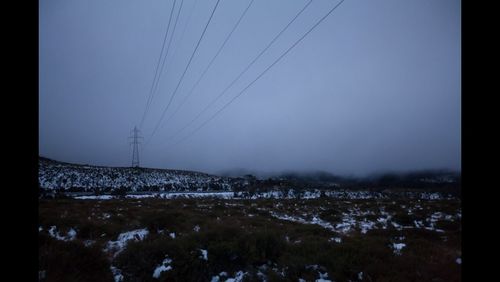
[
  {"left": 39, "top": 158, "right": 458, "bottom": 202},
  {"left": 71, "top": 189, "right": 454, "bottom": 201},
  {"left": 152, "top": 256, "right": 173, "bottom": 279},
  {"left": 211, "top": 271, "right": 246, "bottom": 282},
  {"left": 39, "top": 157, "right": 235, "bottom": 192},
  {"left": 104, "top": 228, "right": 149, "bottom": 257},
  {"left": 268, "top": 204, "right": 460, "bottom": 236},
  {"left": 47, "top": 226, "right": 77, "bottom": 241}
]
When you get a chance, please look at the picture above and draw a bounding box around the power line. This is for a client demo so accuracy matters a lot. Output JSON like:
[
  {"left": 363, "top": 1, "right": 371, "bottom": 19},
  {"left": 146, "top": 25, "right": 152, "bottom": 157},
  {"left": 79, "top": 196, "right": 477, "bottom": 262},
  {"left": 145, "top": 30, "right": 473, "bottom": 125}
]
[
  {"left": 147, "top": 0, "right": 185, "bottom": 117},
  {"left": 160, "top": 0, "right": 255, "bottom": 131},
  {"left": 162, "top": 0, "right": 313, "bottom": 144},
  {"left": 149, "top": 0, "right": 199, "bottom": 123},
  {"left": 139, "top": 0, "right": 177, "bottom": 129},
  {"left": 171, "top": 0, "right": 346, "bottom": 147},
  {"left": 141, "top": 0, "right": 186, "bottom": 132},
  {"left": 164, "top": 0, "right": 200, "bottom": 77},
  {"left": 150, "top": 0, "right": 185, "bottom": 97},
  {"left": 147, "top": 0, "right": 222, "bottom": 144}
]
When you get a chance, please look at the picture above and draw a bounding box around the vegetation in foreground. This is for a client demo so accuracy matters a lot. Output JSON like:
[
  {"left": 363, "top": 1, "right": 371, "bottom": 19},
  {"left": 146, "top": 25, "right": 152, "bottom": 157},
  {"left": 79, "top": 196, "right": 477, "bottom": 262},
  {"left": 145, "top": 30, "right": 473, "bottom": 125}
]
[{"left": 39, "top": 197, "right": 461, "bottom": 282}]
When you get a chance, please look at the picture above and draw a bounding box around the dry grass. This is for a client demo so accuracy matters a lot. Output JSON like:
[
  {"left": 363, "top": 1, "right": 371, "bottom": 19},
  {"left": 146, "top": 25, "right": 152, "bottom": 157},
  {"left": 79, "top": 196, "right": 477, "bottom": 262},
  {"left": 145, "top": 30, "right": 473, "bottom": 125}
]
[{"left": 39, "top": 197, "right": 461, "bottom": 282}]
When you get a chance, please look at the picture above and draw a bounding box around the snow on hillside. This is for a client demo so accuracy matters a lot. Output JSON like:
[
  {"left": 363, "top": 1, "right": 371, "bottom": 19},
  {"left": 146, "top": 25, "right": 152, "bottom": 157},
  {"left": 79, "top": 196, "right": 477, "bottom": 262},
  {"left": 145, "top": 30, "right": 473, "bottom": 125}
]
[
  {"left": 38, "top": 157, "right": 237, "bottom": 192},
  {"left": 38, "top": 157, "right": 458, "bottom": 199}
]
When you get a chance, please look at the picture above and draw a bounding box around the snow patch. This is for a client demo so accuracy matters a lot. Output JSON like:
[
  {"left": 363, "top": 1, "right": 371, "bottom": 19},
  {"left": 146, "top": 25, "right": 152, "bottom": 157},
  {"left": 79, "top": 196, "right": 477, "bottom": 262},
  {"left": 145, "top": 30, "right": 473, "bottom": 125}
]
[
  {"left": 152, "top": 256, "right": 173, "bottom": 279},
  {"left": 48, "top": 226, "right": 77, "bottom": 241},
  {"left": 316, "top": 271, "right": 332, "bottom": 282},
  {"left": 110, "top": 266, "right": 123, "bottom": 282},
  {"left": 105, "top": 228, "right": 149, "bottom": 257},
  {"left": 392, "top": 243, "right": 406, "bottom": 255},
  {"left": 359, "top": 219, "right": 376, "bottom": 234},
  {"left": 225, "top": 271, "right": 246, "bottom": 282},
  {"left": 329, "top": 237, "right": 342, "bottom": 243},
  {"left": 199, "top": 249, "right": 208, "bottom": 261}
]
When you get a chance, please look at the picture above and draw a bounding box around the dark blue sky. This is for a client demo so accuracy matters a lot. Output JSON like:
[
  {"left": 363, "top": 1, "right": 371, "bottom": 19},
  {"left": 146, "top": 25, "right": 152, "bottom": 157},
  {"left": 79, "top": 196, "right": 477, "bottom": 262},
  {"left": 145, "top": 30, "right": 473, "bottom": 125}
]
[{"left": 39, "top": 0, "right": 461, "bottom": 176}]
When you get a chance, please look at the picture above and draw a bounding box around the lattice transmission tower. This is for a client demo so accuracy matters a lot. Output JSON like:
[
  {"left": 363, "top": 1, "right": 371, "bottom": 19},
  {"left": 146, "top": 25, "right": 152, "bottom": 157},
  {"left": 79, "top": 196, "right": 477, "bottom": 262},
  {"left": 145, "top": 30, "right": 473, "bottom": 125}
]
[{"left": 128, "top": 126, "right": 143, "bottom": 167}]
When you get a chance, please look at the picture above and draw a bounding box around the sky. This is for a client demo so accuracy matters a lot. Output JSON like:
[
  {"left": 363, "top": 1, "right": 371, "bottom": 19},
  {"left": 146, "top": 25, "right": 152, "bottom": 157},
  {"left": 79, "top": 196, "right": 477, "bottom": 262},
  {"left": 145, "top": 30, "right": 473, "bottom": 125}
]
[{"left": 39, "top": 0, "right": 461, "bottom": 176}]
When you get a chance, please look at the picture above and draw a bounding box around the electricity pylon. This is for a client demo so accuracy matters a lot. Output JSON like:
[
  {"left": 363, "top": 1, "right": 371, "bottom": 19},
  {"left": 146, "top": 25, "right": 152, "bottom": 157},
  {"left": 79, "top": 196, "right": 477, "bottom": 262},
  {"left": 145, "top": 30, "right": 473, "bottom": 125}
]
[{"left": 128, "top": 126, "right": 143, "bottom": 167}]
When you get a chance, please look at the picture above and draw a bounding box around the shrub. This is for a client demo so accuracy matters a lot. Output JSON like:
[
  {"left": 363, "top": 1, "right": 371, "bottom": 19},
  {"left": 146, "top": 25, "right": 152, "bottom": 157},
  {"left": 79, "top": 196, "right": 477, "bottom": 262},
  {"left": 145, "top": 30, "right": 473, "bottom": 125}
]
[{"left": 39, "top": 235, "right": 113, "bottom": 282}]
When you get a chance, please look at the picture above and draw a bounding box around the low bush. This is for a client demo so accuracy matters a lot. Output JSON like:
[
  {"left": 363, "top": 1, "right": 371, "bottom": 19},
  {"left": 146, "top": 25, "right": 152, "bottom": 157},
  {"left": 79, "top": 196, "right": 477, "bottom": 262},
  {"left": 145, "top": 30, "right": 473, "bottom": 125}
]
[{"left": 39, "top": 235, "right": 113, "bottom": 282}]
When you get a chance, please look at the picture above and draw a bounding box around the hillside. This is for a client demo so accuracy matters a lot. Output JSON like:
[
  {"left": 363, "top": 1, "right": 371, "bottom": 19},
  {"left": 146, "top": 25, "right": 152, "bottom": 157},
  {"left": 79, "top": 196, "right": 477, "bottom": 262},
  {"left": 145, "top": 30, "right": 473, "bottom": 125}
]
[
  {"left": 38, "top": 157, "right": 242, "bottom": 193},
  {"left": 39, "top": 157, "right": 460, "bottom": 197}
]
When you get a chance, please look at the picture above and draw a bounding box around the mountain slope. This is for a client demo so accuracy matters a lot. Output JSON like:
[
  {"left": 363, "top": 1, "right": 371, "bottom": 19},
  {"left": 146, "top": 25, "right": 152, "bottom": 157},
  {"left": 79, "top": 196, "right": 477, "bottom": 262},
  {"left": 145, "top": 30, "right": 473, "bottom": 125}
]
[{"left": 38, "top": 157, "right": 241, "bottom": 193}]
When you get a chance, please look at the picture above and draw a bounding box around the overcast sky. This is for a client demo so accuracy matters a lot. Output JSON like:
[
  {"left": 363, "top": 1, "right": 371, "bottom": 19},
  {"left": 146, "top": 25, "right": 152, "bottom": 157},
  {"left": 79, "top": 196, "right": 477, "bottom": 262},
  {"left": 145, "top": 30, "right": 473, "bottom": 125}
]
[{"left": 39, "top": 0, "right": 461, "bottom": 176}]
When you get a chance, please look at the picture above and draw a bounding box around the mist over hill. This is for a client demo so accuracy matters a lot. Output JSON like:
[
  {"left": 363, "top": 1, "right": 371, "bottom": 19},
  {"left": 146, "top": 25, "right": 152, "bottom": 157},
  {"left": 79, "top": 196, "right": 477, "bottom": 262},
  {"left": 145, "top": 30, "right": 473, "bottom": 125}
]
[
  {"left": 220, "top": 168, "right": 460, "bottom": 190},
  {"left": 39, "top": 156, "right": 460, "bottom": 198}
]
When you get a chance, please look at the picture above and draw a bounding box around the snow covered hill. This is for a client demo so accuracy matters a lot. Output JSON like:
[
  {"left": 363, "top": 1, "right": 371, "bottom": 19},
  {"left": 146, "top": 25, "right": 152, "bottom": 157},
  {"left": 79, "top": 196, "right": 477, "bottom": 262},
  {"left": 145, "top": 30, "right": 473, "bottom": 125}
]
[{"left": 38, "top": 157, "right": 242, "bottom": 193}]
